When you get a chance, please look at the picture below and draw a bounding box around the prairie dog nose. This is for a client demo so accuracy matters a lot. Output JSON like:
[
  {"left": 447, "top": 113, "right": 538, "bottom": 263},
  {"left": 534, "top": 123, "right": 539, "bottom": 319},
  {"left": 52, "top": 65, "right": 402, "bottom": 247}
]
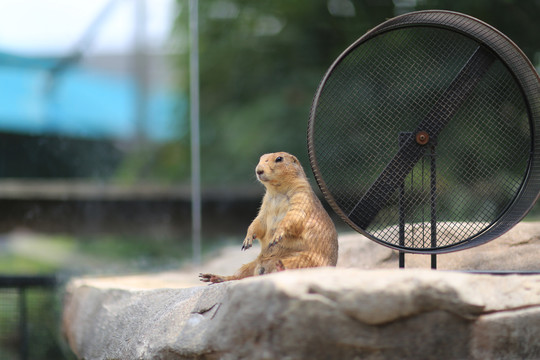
[{"left": 256, "top": 168, "right": 264, "bottom": 175}]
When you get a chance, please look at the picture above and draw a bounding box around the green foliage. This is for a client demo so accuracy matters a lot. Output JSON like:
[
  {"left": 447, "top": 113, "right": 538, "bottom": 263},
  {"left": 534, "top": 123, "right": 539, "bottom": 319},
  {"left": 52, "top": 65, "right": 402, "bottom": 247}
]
[
  {"left": 115, "top": 141, "right": 191, "bottom": 184},
  {"left": 172, "top": 0, "right": 395, "bottom": 184},
  {"left": 164, "top": 0, "right": 540, "bottom": 186},
  {"left": 0, "top": 256, "right": 59, "bottom": 274},
  {"left": 74, "top": 234, "right": 194, "bottom": 271}
]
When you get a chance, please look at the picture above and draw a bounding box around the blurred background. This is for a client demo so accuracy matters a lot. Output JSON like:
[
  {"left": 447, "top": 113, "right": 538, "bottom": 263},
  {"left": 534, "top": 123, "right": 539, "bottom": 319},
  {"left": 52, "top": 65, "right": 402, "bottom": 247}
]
[{"left": 0, "top": 0, "right": 538, "bottom": 358}]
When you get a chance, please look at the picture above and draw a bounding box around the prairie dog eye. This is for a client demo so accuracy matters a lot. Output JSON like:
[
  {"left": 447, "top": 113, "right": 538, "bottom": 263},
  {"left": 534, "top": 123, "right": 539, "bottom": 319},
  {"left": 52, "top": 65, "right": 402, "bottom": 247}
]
[{"left": 275, "top": 156, "right": 283, "bottom": 163}]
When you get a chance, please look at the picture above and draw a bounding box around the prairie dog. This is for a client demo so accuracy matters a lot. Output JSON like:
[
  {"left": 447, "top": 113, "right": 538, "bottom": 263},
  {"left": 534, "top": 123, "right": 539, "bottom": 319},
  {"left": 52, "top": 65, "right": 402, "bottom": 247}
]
[{"left": 200, "top": 152, "right": 338, "bottom": 283}]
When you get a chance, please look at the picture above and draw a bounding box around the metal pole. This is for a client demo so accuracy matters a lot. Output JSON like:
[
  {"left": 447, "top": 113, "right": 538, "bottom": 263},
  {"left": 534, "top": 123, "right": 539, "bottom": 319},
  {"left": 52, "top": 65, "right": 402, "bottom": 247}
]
[
  {"left": 189, "top": 0, "right": 202, "bottom": 265},
  {"left": 399, "top": 176, "right": 405, "bottom": 267},
  {"left": 134, "top": 0, "right": 148, "bottom": 146},
  {"left": 430, "top": 143, "right": 437, "bottom": 269},
  {"left": 398, "top": 133, "right": 410, "bottom": 268}
]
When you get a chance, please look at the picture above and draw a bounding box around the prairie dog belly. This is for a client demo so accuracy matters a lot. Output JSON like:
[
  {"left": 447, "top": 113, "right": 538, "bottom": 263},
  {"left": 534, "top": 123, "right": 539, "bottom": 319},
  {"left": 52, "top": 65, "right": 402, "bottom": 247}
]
[{"left": 264, "top": 194, "right": 289, "bottom": 239}]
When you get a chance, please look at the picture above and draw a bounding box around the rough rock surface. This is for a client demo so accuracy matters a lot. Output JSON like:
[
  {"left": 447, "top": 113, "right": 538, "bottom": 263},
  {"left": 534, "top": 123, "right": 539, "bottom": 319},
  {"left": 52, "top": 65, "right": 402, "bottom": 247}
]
[
  {"left": 63, "top": 222, "right": 540, "bottom": 359},
  {"left": 63, "top": 269, "right": 540, "bottom": 359}
]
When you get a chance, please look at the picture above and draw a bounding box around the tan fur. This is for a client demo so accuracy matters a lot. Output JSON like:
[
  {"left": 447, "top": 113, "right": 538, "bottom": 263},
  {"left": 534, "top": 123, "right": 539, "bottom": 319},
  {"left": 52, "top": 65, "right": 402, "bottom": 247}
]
[{"left": 200, "top": 152, "right": 338, "bottom": 283}]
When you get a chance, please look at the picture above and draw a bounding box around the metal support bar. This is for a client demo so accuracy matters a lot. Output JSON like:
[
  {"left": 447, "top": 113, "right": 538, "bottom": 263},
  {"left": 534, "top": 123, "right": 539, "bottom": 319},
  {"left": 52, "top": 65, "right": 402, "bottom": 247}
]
[
  {"left": 430, "top": 143, "right": 437, "bottom": 269},
  {"left": 398, "top": 132, "right": 410, "bottom": 268}
]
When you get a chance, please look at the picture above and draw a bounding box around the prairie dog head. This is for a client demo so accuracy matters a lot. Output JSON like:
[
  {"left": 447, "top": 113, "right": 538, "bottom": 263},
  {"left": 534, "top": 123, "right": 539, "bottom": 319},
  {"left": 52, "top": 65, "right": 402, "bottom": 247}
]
[{"left": 255, "top": 152, "right": 306, "bottom": 189}]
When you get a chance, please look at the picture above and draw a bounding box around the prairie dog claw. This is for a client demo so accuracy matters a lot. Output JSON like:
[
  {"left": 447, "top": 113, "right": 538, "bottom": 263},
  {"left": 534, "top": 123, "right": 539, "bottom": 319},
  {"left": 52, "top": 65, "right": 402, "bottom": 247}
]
[
  {"left": 269, "top": 234, "right": 283, "bottom": 248},
  {"left": 199, "top": 273, "right": 224, "bottom": 284},
  {"left": 241, "top": 234, "right": 256, "bottom": 251}
]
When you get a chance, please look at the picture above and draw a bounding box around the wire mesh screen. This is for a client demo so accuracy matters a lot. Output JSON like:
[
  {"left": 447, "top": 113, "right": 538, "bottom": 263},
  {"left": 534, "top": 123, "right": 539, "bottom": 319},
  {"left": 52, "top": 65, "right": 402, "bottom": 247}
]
[
  {"left": 0, "top": 278, "right": 63, "bottom": 360},
  {"left": 308, "top": 11, "right": 540, "bottom": 253},
  {"left": 0, "top": 288, "right": 21, "bottom": 358}
]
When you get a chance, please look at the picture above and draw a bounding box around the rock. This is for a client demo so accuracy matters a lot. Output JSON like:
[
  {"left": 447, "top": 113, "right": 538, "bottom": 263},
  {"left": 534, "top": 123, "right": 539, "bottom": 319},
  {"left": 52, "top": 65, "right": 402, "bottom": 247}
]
[
  {"left": 471, "top": 307, "right": 540, "bottom": 360},
  {"left": 63, "top": 267, "right": 540, "bottom": 360},
  {"left": 63, "top": 222, "right": 540, "bottom": 359},
  {"left": 62, "top": 277, "right": 227, "bottom": 359}
]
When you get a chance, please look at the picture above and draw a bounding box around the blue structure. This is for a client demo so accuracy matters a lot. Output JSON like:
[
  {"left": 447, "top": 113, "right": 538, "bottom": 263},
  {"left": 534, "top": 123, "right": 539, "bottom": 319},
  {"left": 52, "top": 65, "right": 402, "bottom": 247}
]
[{"left": 0, "top": 51, "right": 186, "bottom": 142}]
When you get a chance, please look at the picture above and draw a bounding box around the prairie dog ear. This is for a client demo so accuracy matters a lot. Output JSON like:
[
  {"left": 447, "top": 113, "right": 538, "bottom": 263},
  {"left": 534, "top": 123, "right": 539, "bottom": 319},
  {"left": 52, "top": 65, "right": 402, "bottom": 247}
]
[
  {"left": 287, "top": 154, "right": 307, "bottom": 177},
  {"left": 289, "top": 154, "right": 299, "bottom": 164}
]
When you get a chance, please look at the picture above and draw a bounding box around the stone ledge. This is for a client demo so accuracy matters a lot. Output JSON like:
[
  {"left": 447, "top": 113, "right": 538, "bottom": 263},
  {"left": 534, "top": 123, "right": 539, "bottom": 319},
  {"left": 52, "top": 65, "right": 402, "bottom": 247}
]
[{"left": 62, "top": 268, "right": 540, "bottom": 360}]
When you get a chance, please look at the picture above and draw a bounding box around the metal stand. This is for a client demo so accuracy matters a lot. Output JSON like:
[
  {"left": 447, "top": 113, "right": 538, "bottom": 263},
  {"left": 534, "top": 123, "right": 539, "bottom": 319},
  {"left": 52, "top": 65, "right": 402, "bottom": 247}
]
[
  {"left": 430, "top": 141, "right": 437, "bottom": 269},
  {"left": 398, "top": 132, "right": 437, "bottom": 269}
]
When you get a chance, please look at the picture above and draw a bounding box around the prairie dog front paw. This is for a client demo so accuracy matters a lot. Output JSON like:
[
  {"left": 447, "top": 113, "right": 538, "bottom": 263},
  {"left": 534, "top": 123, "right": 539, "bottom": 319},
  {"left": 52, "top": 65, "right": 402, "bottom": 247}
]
[
  {"left": 241, "top": 233, "right": 256, "bottom": 251},
  {"left": 199, "top": 273, "right": 225, "bottom": 283},
  {"left": 269, "top": 228, "right": 285, "bottom": 248}
]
